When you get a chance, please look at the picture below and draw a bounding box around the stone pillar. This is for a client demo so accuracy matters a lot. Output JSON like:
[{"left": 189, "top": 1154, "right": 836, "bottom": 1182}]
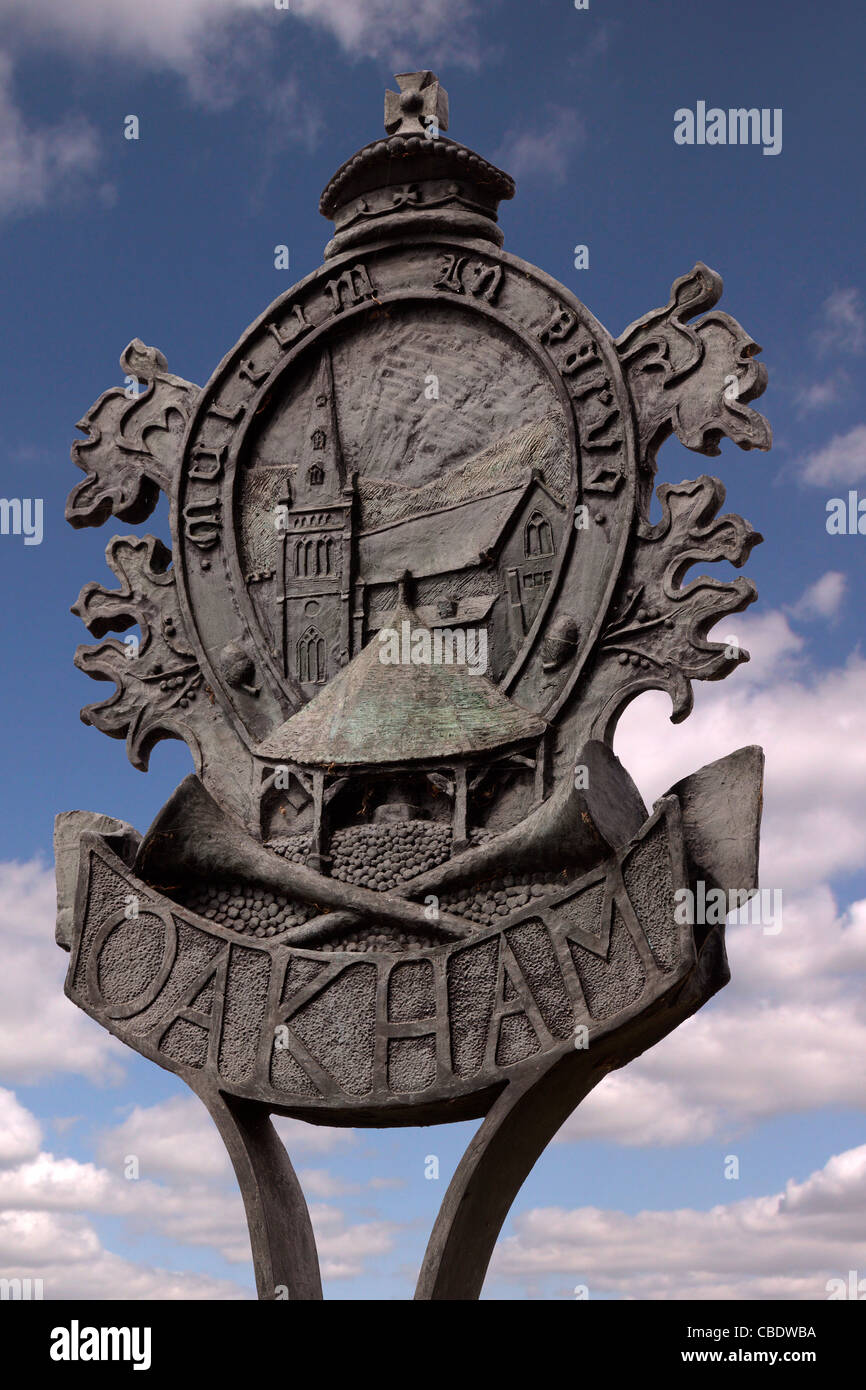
[{"left": 451, "top": 763, "right": 468, "bottom": 852}]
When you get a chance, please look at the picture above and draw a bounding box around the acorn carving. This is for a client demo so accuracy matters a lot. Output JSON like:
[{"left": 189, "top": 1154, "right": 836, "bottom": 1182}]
[{"left": 219, "top": 640, "right": 260, "bottom": 696}]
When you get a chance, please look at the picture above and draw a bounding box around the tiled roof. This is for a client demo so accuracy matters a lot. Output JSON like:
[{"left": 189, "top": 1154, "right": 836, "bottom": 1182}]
[{"left": 254, "top": 600, "right": 545, "bottom": 768}]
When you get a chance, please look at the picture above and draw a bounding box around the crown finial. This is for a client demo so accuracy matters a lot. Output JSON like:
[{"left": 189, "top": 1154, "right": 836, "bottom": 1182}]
[
  {"left": 320, "top": 72, "right": 512, "bottom": 258},
  {"left": 384, "top": 71, "right": 449, "bottom": 137}
]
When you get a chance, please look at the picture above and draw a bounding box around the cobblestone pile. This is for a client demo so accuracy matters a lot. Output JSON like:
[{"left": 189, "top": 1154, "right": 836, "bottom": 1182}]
[
  {"left": 440, "top": 871, "right": 568, "bottom": 927},
  {"left": 177, "top": 878, "right": 316, "bottom": 938},
  {"left": 329, "top": 820, "right": 452, "bottom": 890}
]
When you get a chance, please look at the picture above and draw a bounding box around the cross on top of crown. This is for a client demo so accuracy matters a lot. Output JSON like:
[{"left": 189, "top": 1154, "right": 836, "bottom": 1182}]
[{"left": 384, "top": 71, "right": 449, "bottom": 137}]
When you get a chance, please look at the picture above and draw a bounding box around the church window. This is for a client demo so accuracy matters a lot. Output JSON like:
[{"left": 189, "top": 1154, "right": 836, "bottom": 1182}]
[
  {"left": 523, "top": 569, "right": 552, "bottom": 591},
  {"left": 316, "top": 536, "right": 334, "bottom": 574},
  {"left": 524, "top": 511, "right": 554, "bottom": 558},
  {"left": 308, "top": 464, "right": 325, "bottom": 486},
  {"left": 294, "top": 537, "right": 321, "bottom": 577},
  {"left": 311, "top": 428, "right": 326, "bottom": 450},
  {"left": 297, "top": 626, "right": 326, "bottom": 683}
]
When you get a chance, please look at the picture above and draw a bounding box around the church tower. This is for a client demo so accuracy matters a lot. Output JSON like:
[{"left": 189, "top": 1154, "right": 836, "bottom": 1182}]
[{"left": 277, "top": 350, "right": 355, "bottom": 694}]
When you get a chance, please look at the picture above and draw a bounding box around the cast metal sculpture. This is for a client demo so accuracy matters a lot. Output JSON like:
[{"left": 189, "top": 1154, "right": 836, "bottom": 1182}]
[{"left": 55, "top": 72, "right": 771, "bottom": 1300}]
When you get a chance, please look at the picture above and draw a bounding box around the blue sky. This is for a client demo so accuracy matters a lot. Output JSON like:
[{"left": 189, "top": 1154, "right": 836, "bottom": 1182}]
[{"left": 1, "top": 0, "right": 866, "bottom": 1300}]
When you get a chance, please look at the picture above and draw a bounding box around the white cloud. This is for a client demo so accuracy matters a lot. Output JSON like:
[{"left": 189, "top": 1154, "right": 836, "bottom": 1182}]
[
  {"left": 0, "top": 0, "right": 481, "bottom": 86},
  {"left": 0, "top": 0, "right": 259, "bottom": 71},
  {"left": 0, "top": 1088, "right": 42, "bottom": 1166},
  {"left": 795, "top": 370, "right": 849, "bottom": 415},
  {"left": 787, "top": 571, "right": 846, "bottom": 622},
  {"left": 0, "top": 1208, "right": 101, "bottom": 1267},
  {"left": 0, "top": 50, "right": 100, "bottom": 218},
  {"left": 616, "top": 610, "right": 866, "bottom": 894},
  {"left": 274, "top": 1114, "right": 359, "bottom": 1157},
  {"left": 492, "top": 1144, "right": 866, "bottom": 1299},
  {"left": 0, "top": 0, "right": 482, "bottom": 216},
  {"left": 310, "top": 1200, "right": 395, "bottom": 1279},
  {"left": 815, "top": 287, "right": 865, "bottom": 356},
  {"left": 94, "top": 1097, "right": 383, "bottom": 1275},
  {"left": 548, "top": 606, "right": 866, "bottom": 1149},
  {"left": 0, "top": 859, "right": 126, "bottom": 1084},
  {"left": 716, "top": 609, "right": 804, "bottom": 685},
  {"left": 562, "top": 903, "right": 866, "bottom": 1147},
  {"left": 51, "top": 1116, "right": 81, "bottom": 1135},
  {"left": 0, "top": 1151, "right": 170, "bottom": 1219},
  {"left": 96, "top": 1094, "right": 357, "bottom": 1183},
  {"left": 495, "top": 107, "right": 586, "bottom": 184},
  {"left": 299, "top": 1168, "right": 361, "bottom": 1198},
  {"left": 0, "top": 1208, "right": 247, "bottom": 1299},
  {"left": 97, "top": 1096, "right": 233, "bottom": 1183},
  {"left": 0, "top": 1126, "right": 252, "bottom": 1296},
  {"left": 799, "top": 423, "right": 866, "bottom": 486},
  {"left": 0, "top": 1090, "right": 396, "bottom": 1292},
  {"left": 291, "top": 0, "right": 481, "bottom": 65}
]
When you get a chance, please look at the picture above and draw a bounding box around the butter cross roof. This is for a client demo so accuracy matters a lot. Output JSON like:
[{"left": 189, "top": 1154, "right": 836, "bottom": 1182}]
[{"left": 254, "top": 600, "right": 546, "bottom": 768}]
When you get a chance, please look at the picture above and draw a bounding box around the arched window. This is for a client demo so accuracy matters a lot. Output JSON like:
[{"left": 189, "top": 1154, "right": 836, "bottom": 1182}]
[
  {"left": 293, "top": 536, "right": 334, "bottom": 578},
  {"left": 294, "top": 538, "right": 319, "bottom": 578},
  {"left": 297, "top": 626, "right": 326, "bottom": 683},
  {"left": 524, "top": 510, "right": 554, "bottom": 558},
  {"left": 308, "top": 464, "right": 325, "bottom": 486},
  {"left": 311, "top": 428, "right": 326, "bottom": 451}
]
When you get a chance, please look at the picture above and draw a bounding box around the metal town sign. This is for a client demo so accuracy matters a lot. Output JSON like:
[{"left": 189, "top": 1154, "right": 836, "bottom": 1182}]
[{"left": 56, "top": 72, "right": 771, "bottom": 1300}]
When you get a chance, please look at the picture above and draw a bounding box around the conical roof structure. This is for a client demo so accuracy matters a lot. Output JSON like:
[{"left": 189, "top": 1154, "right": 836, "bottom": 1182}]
[{"left": 255, "top": 597, "right": 545, "bottom": 769}]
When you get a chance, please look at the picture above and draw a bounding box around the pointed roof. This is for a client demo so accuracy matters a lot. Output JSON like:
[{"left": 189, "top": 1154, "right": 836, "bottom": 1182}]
[
  {"left": 254, "top": 592, "right": 546, "bottom": 769},
  {"left": 358, "top": 471, "right": 564, "bottom": 584},
  {"left": 357, "top": 410, "right": 570, "bottom": 529},
  {"left": 292, "top": 349, "right": 345, "bottom": 507}
]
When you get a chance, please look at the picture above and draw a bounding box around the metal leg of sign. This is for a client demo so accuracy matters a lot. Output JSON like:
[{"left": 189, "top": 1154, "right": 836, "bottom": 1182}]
[
  {"left": 414, "top": 1058, "right": 604, "bottom": 1301},
  {"left": 413, "top": 913, "right": 738, "bottom": 1301},
  {"left": 197, "top": 1085, "right": 324, "bottom": 1301}
]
